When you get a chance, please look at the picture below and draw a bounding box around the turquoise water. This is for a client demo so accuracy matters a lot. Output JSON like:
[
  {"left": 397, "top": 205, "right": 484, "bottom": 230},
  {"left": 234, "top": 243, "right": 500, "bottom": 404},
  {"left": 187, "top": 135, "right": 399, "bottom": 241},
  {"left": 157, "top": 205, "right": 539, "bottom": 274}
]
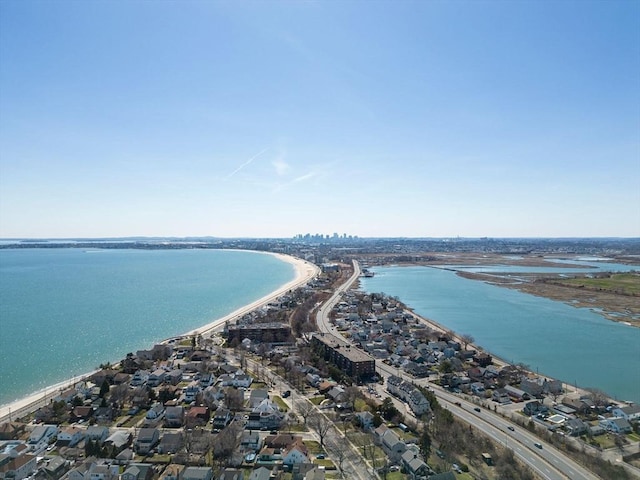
[
  {"left": 361, "top": 264, "right": 640, "bottom": 403},
  {"left": 0, "top": 248, "right": 295, "bottom": 406}
]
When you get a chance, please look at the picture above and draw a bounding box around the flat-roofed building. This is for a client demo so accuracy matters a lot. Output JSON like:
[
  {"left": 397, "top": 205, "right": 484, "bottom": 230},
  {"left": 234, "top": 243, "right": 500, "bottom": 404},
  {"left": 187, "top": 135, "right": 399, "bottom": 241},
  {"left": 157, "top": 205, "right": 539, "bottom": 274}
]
[
  {"left": 226, "top": 323, "right": 291, "bottom": 344},
  {"left": 311, "top": 333, "right": 375, "bottom": 381}
]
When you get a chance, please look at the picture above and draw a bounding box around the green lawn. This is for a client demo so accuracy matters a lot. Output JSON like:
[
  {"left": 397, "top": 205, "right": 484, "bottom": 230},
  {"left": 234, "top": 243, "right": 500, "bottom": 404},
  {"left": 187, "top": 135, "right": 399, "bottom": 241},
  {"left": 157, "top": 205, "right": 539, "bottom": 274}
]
[
  {"left": 455, "top": 473, "right": 474, "bottom": 480},
  {"left": 272, "top": 396, "right": 289, "bottom": 411},
  {"left": 557, "top": 273, "right": 640, "bottom": 295},
  {"left": 386, "top": 472, "right": 407, "bottom": 480},
  {"left": 120, "top": 412, "right": 146, "bottom": 428},
  {"left": 287, "top": 423, "right": 309, "bottom": 432},
  {"left": 627, "top": 432, "right": 640, "bottom": 442},
  {"left": 354, "top": 398, "right": 370, "bottom": 412},
  {"left": 313, "top": 458, "right": 336, "bottom": 469},
  {"left": 304, "top": 440, "right": 322, "bottom": 454},
  {"left": 590, "top": 434, "right": 617, "bottom": 449},
  {"left": 310, "top": 396, "right": 325, "bottom": 405}
]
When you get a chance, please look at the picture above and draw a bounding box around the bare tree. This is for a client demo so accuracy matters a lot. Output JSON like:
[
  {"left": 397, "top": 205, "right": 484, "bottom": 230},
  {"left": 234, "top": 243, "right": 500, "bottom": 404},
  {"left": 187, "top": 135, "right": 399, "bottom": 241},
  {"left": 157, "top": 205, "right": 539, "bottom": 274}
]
[
  {"left": 224, "top": 388, "right": 244, "bottom": 412},
  {"left": 358, "top": 435, "right": 379, "bottom": 475},
  {"left": 296, "top": 401, "right": 315, "bottom": 425},
  {"left": 309, "top": 412, "right": 333, "bottom": 447},
  {"left": 585, "top": 388, "right": 609, "bottom": 410},
  {"left": 460, "top": 333, "right": 474, "bottom": 351},
  {"left": 184, "top": 412, "right": 204, "bottom": 430},
  {"left": 333, "top": 446, "right": 347, "bottom": 477},
  {"left": 344, "top": 386, "right": 362, "bottom": 411},
  {"left": 109, "top": 383, "right": 130, "bottom": 410},
  {"left": 210, "top": 421, "right": 242, "bottom": 469}
]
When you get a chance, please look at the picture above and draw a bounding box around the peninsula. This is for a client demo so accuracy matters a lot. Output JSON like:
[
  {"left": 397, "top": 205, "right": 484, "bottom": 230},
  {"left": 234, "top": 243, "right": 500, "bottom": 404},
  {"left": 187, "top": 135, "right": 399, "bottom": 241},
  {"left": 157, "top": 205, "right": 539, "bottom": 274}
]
[{"left": 1, "top": 237, "right": 639, "bottom": 480}]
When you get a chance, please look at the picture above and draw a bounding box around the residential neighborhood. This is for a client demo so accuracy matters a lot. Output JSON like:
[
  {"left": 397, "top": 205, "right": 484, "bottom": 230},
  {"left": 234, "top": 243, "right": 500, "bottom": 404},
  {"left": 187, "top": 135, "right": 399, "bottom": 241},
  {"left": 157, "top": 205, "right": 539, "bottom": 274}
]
[{"left": 1, "top": 261, "right": 638, "bottom": 480}]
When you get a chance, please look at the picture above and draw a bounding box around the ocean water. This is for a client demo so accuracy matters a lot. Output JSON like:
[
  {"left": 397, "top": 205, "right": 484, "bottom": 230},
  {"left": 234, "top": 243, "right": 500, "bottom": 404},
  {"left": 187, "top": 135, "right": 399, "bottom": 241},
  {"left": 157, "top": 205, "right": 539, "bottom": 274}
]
[
  {"left": 361, "top": 264, "right": 640, "bottom": 404},
  {"left": 0, "top": 248, "right": 295, "bottom": 406}
]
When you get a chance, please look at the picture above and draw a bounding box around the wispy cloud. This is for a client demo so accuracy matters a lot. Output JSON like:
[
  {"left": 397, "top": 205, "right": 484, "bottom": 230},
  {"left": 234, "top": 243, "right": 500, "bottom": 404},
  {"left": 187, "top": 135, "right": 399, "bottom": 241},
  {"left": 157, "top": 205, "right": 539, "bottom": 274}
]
[
  {"left": 226, "top": 147, "right": 269, "bottom": 179},
  {"left": 272, "top": 157, "right": 290, "bottom": 176},
  {"left": 272, "top": 170, "right": 318, "bottom": 193},
  {"left": 291, "top": 172, "right": 316, "bottom": 183}
]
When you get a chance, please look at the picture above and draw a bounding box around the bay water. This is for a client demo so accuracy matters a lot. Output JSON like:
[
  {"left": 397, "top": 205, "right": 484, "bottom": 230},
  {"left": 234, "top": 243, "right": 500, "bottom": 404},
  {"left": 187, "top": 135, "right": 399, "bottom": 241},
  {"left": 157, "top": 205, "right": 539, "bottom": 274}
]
[
  {"left": 0, "top": 248, "right": 295, "bottom": 406},
  {"left": 360, "top": 263, "right": 640, "bottom": 404}
]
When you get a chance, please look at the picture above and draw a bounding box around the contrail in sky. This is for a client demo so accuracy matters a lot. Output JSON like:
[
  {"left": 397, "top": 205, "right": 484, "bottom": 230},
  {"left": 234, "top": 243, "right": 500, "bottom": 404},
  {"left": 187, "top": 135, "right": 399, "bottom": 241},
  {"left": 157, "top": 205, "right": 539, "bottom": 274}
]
[{"left": 226, "top": 147, "right": 269, "bottom": 179}]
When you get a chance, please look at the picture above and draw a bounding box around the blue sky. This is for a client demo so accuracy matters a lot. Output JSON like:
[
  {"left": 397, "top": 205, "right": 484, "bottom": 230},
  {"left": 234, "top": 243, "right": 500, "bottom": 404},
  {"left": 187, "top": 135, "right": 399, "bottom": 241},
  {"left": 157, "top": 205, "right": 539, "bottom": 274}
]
[{"left": 1, "top": 0, "right": 638, "bottom": 238}]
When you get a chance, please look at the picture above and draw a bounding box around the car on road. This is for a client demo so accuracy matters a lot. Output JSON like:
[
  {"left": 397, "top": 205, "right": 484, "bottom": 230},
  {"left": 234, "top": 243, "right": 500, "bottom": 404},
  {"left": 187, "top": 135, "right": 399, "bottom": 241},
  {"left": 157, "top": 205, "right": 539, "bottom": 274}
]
[
  {"left": 316, "top": 454, "right": 325, "bottom": 459},
  {"left": 507, "top": 426, "right": 515, "bottom": 431},
  {"left": 282, "top": 390, "right": 291, "bottom": 398},
  {"left": 474, "top": 407, "right": 481, "bottom": 412},
  {"left": 534, "top": 442, "right": 543, "bottom": 449}
]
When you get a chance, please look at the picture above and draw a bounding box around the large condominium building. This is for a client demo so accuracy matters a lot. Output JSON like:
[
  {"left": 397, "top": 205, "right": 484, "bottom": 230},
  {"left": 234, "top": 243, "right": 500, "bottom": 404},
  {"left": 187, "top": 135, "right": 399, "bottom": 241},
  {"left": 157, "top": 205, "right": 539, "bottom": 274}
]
[
  {"left": 311, "top": 333, "right": 376, "bottom": 382},
  {"left": 226, "top": 322, "right": 291, "bottom": 344}
]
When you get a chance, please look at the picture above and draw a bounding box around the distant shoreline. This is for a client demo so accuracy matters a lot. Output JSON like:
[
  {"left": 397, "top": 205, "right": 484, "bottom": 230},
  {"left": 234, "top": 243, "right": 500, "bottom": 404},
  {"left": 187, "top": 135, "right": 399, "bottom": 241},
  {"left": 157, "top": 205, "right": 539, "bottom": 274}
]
[{"left": 0, "top": 252, "right": 319, "bottom": 423}]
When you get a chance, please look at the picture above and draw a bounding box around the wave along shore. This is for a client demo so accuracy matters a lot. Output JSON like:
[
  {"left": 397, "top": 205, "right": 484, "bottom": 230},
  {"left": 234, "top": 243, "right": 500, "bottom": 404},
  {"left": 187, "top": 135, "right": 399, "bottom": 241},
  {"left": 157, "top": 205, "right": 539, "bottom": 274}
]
[{"left": 0, "top": 252, "right": 319, "bottom": 423}]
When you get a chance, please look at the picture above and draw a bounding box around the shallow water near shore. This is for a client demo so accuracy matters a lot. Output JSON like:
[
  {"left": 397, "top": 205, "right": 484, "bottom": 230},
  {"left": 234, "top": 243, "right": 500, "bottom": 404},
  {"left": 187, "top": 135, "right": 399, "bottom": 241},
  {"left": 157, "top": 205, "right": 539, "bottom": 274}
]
[
  {"left": 361, "top": 264, "right": 640, "bottom": 404},
  {"left": 0, "top": 248, "right": 295, "bottom": 406}
]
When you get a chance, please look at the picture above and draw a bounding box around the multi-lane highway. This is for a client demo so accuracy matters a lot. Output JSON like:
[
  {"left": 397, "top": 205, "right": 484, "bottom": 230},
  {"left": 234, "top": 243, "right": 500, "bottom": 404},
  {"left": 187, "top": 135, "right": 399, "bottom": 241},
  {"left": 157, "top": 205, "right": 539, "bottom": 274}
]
[{"left": 316, "top": 259, "right": 600, "bottom": 480}]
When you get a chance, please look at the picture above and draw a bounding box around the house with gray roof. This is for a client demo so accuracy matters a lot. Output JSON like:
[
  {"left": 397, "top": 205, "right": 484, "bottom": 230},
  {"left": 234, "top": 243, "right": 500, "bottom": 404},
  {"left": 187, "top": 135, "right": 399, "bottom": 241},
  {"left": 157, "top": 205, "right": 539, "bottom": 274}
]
[
  {"left": 248, "top": 467, "right": 271, "bottom": 480},
  {"left": 85, "top": 426, "right": 109, "bottom": 443},
  {"left": 181, "top": 467, "right": 212, "bottom": 480},
  {"left": 218, "top": 469, "right": 243, "bottom": 480},
  {"left": 379, "top": 429, "right": 406, "bottom": 462},
  {"left": 121, "top": 464, "right": 153, "bottom": 480},
  {"left": 105, "top": 431, "right": 131, "bottom": 450},
  {"left": 400, "top": 448, "right": 430, "bottom": 478},
  {"left": 158, "top": 432, "right": 182, "bottom": 455},
  {"left": 612, "top": 405, "right": 640, "bottom": 423},
  {"left": 135, "top": 428, "right": 159, "bottom": 455},
  {"left": 600, "top": 417, "right": 632, "bottom": 434}
]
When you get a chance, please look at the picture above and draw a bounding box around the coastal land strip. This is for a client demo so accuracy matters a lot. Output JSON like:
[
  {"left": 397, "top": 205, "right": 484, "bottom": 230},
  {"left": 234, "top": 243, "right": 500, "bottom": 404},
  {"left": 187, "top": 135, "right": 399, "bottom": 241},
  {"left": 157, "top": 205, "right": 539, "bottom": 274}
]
[
  {"left": 0, "top": 252, "right": 320, "bottom": 423},
  {"left": 360, "top": 252, "right": 640, "bottom": 328}
]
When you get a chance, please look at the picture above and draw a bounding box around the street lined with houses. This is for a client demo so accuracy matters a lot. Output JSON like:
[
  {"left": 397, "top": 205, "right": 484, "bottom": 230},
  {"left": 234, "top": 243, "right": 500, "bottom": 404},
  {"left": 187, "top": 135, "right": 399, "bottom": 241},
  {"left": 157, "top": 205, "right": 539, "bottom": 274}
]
[{"left": 315, "top": 260, "right": 602, "bottom": 480}]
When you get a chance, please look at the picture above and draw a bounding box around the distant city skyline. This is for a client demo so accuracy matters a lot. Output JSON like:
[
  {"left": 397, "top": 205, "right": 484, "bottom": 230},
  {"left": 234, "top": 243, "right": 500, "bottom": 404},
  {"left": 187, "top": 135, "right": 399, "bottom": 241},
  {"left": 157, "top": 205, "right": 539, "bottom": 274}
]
[{"left": 1, "top": 1, "right": 639, "bottom": 238}]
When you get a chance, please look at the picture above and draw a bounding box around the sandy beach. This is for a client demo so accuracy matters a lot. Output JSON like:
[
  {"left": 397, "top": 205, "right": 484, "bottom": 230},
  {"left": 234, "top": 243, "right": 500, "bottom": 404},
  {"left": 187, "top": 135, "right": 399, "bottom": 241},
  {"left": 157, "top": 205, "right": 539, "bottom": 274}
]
[
  {"left": 186, "top": 252, "right": 320, "bottom": 337},
  {"left": 0, "top": 252, "right": 319, "bottom": 424}
]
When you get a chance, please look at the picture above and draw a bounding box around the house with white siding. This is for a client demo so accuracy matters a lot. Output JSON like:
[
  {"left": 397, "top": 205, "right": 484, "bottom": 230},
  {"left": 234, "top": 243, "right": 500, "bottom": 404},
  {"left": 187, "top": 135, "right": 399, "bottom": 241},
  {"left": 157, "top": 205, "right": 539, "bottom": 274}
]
[
  {"left": 282, "top": 441, "right": 310, "bottom": 465},
  {"left": 0, "top": 451, "right": 37, "bottom": 480},
  {"left": 28, "top": 425, "right": 58, "bottom": 449},
  {"left": 57, "top": 426, "right": 85, "bottom": 447}
]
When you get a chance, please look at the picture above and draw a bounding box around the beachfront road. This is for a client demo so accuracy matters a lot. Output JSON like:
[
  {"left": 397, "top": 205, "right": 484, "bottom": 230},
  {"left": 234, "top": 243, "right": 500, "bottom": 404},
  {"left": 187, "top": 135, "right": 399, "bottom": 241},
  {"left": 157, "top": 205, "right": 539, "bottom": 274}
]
[
  {"left": 317, "top": 260, "right": 599, "bottom": 480},
  {"left": 315, "top": 260, "right": 361, "bottom": 333}
]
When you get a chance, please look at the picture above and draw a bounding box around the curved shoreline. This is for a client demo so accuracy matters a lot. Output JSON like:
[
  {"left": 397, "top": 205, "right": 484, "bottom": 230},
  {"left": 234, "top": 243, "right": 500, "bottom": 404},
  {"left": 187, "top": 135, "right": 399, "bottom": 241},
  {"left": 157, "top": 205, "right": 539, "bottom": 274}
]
[
  {"left": 362, "top": 263, "right": 639, "bottom": 404},
  {"left": 0, "top": 252, "right": 320, "bottom": 423}
]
